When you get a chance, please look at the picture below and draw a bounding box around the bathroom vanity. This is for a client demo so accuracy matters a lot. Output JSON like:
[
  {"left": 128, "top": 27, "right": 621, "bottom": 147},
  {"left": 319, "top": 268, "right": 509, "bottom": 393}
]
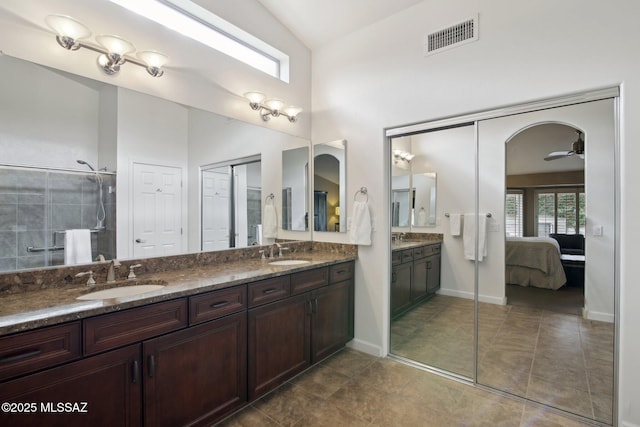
[
  {"left": 0, "top": 245, "right": 355, "bottom": 426},
  {"left": 391, "top": 240, "right": 441, "bottom": 320}
]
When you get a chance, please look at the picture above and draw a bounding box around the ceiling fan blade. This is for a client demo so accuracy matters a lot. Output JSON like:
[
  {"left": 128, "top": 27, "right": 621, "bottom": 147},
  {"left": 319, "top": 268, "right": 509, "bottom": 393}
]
[{"left": 544, "top": 150, "right": 571, "bottom": 161}]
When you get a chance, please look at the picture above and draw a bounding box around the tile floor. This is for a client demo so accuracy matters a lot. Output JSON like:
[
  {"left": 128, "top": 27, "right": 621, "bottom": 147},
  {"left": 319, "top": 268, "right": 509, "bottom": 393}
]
[
  {"left": 217, "top": 348, "right": 597, "bottom": 426},
  {"left": 391, "top": 294, "right": 614, "bottom": 424}
]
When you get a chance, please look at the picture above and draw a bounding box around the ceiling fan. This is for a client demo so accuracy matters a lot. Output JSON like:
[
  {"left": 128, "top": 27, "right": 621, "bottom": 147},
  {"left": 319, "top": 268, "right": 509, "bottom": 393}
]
[{"left": 544, "top": 130, "right": 584, "bottom": 161}]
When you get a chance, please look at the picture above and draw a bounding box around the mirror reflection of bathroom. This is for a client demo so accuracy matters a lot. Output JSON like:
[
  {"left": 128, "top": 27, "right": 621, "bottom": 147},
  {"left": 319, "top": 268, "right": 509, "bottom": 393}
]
[
  {"left": 313, "top": 140, "right": 346, "bottom": 232},
  {"left": 281, "top": 146, "right": 309, "bottom": 231},
  {"left": 389, "top": 125, "right": 475, "bottom": 378},
  {"left": 201, "top": 156, "right": 261, "bottom": 250}
]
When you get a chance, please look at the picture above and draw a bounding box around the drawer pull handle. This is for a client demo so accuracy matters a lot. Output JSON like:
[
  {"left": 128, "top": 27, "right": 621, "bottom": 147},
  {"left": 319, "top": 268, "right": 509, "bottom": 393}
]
[
  {"left": 313, "top": 298, "right": 319, "bottom": 314},
  {"left": 335, "top": 269, "right": 348, "bottom": 275},
  {"left": 132, "top": 360, "right": 140, "bottom": 384},
  {"left": 263, "top": 288, "right": 278, "bottom": 294},
  {"left": 148, "top": 355, "right": 155, "bottom": 378},
  {"left": 0, "top": 349, "right": 42, "bottom": 364},
  {"left": 211, "top": 301, "right": 229, "bottom": 308}
]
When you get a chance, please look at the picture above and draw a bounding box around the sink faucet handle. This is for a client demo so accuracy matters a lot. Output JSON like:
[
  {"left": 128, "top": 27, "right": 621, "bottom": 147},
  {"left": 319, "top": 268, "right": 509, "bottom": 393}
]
[
  {"left": 76, "top": 270, "right": 96, "bottom": 287},
  {"left": 128, "top": 264, "right": 143, "bottom": 280},
  {"left": 258, "top": 250, "right": 266, "bottom": 259}
]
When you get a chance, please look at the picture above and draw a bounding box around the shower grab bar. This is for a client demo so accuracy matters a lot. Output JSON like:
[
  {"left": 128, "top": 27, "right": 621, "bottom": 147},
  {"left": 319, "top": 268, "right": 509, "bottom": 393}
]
[{"left": 27, "top": 245, "right": 65, "bottom": 253}]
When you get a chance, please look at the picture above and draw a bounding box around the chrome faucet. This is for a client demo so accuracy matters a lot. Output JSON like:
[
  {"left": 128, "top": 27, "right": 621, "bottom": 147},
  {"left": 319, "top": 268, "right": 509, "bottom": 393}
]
[
  {"left": 106, "top": 259, "right": 121, "bottom": 283},
  {"left": 128, "top": 264, "right": 143, "bottom": 279},
  {"left": 76, "top": 270, "right": 96, "bottom": 287}
]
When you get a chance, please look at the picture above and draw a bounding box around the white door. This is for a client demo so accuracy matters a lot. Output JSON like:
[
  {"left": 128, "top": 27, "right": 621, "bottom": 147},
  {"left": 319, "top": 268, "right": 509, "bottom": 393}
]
[
  {"left": 201, "top": 168, "right": 230, "bottom": 251},
  {"left": 133, "top": 163, "right": 183, "bottom": 258}
]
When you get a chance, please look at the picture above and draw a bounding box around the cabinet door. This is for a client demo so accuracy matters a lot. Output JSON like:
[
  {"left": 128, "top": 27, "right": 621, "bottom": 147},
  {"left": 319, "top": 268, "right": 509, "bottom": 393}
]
[
  {"left": 143, "top": 312, "right": 246, "bottom": 427},
  {"left": 426, "top": 253, "right": 441, "bottom": 294},
  {"left": 0, "top": 345, "right": 141, "bottom": 427},
  {"left": 412, "top": 257, "right": 428, "bottom": 302},
  {"left": 248, "top": 293, "right": 311, "bottom": 400},
  {"left": 311, "top": 279, "right": 354, "bottom": 363},
  {"left": 391, "top": 262, "right": 412, "bottom": 318}
]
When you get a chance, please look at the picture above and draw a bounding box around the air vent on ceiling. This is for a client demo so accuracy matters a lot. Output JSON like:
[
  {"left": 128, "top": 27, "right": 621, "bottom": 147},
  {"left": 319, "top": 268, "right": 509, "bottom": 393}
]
[{"left": 425, "top": 15, "right": 478, "bottom": 56}]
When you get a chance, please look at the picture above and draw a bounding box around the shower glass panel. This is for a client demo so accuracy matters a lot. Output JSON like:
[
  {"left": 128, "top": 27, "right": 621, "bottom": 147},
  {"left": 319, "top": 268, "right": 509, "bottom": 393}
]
[
  {"left": 389, "top": 124, "right": 476, "bottom": 379},
  {"left": 0, "top": 165, "right": 116, "bottom": 272}
]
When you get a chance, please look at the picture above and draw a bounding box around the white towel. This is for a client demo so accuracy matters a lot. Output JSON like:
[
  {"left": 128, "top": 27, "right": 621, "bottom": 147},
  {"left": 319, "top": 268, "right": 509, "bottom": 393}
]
[
  {"left": 64, "top": 229, "right": 92, "bottom": 265},
  {"left": 417, "top": 208, "right": 427, "bottom": 226},
  {"left": 463, "top": 214, "right": 488, "bottom": 261},
  {"left": 263, "top": 205, "right": 277, "bottom": 238},
  {"left": 450, "top": 213, "right": 462, "bottom": 236},
  {"left": 349, "top": 200, "right": 372, "bottom": 245}
]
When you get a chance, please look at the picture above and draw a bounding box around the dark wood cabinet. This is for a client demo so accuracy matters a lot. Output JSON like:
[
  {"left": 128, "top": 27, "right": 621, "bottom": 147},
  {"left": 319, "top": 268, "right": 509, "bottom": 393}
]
[
  {"left": 0, "top": 261, "right": 355, "bottom": 426},
  {"left": 248, "top": 262, "right": 354, "bottom": 400},
  {"left": 248, "top": 293, "right": 311, "bottom": 400},
  {"left": 0, "top": 344, "right": 142, "bottom": 427},
  {"left": 391, "top": 261, "right": 412, "bottom": 317},
  {"left": 143, "top": 311, "right": 246, "bottom": 427},
  {"left": 392, "top": 243, "right": 441, "bottom": 319}
]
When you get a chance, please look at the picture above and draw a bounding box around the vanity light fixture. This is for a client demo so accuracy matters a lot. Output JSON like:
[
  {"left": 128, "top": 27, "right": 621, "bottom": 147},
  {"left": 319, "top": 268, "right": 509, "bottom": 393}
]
[
  {"left": 244, "top": 92, "right": 302, "bottom": 123},
  {"left": 45, "top": 14, "right": 168, "bottom": 77},
  {"left": 392, "top": 149, "right": 415, "bottom": 170}
]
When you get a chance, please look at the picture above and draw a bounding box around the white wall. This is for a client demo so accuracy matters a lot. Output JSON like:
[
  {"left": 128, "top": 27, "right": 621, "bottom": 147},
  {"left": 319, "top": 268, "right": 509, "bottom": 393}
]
[
  {"left": 311, "top": 0, "right": 640, "bottom": 424},
  {"left": 116, "top": 89, "right": 189, "bottom": 259}
]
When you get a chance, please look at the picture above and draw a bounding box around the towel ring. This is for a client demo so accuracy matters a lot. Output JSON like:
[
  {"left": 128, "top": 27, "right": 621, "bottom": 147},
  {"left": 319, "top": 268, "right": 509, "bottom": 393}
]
[
  {"left": 264, "top": 193, "right": 275, "bottom": 205},
  {"left": 353, "top": 187, "right": 368, "bottom": 202}
]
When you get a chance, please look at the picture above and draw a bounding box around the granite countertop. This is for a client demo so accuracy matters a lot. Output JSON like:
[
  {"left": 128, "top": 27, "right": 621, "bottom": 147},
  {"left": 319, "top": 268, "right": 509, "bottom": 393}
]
[
  {"left": 391, "top": 239, "right": 442, "bottom": 251},
  {"left": 0, "top": 252, "right": 355, "bottom": 337}
]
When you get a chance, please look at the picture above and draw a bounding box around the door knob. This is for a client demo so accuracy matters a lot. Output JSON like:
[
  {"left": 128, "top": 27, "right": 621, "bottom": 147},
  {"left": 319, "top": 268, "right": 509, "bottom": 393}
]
[{"left": 135, "top": 238, "right": 146, "bottom": 243}]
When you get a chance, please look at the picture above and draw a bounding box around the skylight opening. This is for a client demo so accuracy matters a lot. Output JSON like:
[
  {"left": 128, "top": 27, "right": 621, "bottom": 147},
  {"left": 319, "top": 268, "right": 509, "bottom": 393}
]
[{"left": 108, "top": 0, "right": 290, "bottom": 82}]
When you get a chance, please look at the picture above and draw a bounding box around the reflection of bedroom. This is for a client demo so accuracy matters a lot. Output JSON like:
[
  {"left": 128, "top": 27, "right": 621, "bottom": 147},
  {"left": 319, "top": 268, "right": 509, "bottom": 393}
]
[{"left": 505, "top": 123, "right": 586, "bottom": 315}]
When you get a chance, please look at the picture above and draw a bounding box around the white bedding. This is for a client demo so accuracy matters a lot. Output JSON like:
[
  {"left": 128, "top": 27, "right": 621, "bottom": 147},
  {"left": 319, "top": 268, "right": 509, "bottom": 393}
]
[{"left": 505, "top": 236, "right": 566, "bottom": 290}]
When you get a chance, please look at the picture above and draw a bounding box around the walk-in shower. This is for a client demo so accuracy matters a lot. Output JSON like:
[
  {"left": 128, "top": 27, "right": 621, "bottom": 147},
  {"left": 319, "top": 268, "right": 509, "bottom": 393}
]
[{"left": 77, "top": 160, "right": 106, "bottom": 230}]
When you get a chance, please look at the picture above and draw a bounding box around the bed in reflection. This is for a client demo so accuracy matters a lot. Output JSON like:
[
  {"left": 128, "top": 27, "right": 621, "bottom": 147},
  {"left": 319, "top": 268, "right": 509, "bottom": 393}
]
[{"left": 505, "top": 237, "right": 567, "bottom": 290}]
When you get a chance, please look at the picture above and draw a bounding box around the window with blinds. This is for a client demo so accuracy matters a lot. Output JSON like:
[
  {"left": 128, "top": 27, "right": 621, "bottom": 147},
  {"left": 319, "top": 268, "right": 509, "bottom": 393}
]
[
  {"left": 505, "top": 191, "right": 524, "bottom": 237},
  {"left": 535, "top": 188, "right": 585, "bottom": 236}
]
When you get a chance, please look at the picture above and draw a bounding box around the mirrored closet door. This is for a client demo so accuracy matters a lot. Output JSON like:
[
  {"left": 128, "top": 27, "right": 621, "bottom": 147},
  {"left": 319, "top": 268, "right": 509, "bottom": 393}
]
[{"left": 388, "top": 93, "right": 617, "bottom": 425}]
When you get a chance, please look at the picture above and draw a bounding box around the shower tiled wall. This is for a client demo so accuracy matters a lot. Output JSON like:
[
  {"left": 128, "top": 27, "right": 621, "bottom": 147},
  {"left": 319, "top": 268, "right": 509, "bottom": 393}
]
[{"left": 0, "top": 167, "right": 116, "bottom": 272}]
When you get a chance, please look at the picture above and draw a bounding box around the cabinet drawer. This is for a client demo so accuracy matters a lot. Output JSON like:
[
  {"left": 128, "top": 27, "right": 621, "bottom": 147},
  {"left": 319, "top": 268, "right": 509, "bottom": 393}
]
[
  {"left": 190, "top": 285, "right": 247, "bottom": 325},
  {"left": 291, "top": 267, "right": 329, "bottom": 295},
  {"left": 248, "top": 276, "right": 290, "bottom": 307},
  {"left": 413, "top": 246, "right": 428, "bottom": 259},
  {"left": 329, "top": 261, "right": 354, "bottom": 283},
  {"left": 84, "top": 299, "right": 187, "bottom": 355},
  {"left": 392, "top": 251, "right": 402, "bottom": 266},
  {"left": 0, "top": 322, "right": 81, "bottom": 381},
  {"left": 401, "top": 249, "right": 414, "bottom": 264}
]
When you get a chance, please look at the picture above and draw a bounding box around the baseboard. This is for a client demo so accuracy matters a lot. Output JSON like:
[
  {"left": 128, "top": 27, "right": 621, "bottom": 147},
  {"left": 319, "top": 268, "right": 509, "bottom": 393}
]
[
  {"left": 438, "top": 288, "right": 507, "bottom": 305},
  {"left": 582, "top": 308, "right": 615, "bottom": 323},
  {"left": 347, "top": 338, "right": 383, "bottom": 357},
  {"left": 622, "top": 422, "right": 640, "bottom": 427},
  {"left": 437, "top": 288, "right": 474, "bottom": 300}
]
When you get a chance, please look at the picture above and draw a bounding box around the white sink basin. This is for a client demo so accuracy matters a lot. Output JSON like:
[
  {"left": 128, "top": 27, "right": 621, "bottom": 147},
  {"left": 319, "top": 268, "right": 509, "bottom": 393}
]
[
  {"left": 268, "top": 260, "right": 311, "bottom": 266},
  {"left": 77, "top": 284, "right": 165, "bottom": 300}
]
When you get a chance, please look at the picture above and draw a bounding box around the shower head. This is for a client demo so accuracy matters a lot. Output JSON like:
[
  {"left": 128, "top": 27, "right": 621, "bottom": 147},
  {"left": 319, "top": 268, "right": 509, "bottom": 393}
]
[{"left": 76, "top": 159, "right": 96, "bottom": 171}]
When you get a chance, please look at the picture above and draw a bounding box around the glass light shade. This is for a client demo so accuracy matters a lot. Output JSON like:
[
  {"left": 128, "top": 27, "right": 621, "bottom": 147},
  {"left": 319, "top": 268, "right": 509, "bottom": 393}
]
[
  {"left": 137, "top": 51, "right": 168, "bottom": 68},
  {"left": 96, "top": 35, "right": 135, "bottom": 56},
  {"left": 244, "top": 92, "right": 266, "bottom": 104},
  {"left": 265, "top": 98, "right": 285, "bottom": 111},
  {"left": 283, "top": 106, "right": 302, "bottom": 117},
  {"left": 335, "top": 206, "right": 340, "bottom": 216},
  {"left": 45, "top": 15, "right": 91, "bottom": 40}
]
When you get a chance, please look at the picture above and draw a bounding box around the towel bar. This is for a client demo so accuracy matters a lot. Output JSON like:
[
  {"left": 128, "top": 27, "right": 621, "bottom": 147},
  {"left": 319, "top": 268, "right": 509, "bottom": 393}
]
[
  {"left": 353, "top": 187, "right": 368, "bottom": 202},
  {"left": 445, "top": 212, "right": 492, "bottom": 218}
]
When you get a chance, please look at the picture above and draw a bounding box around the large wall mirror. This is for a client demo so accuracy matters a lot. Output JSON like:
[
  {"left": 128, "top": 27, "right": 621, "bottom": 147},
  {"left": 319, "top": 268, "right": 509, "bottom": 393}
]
[
  {"left": 282, "top": 146, "right": 309, "bottom": 231},
  {"left": 0, "top": 54, "right": 311, "bottom": 273},
  {"left": 391, "top": 137, "right": 438, "bottom": 229},
  {"left": 313, "top": 140, "right": 346, "bottom": 232},
  {"left": 388, "top": 96, "right": 617, "bottom": 425}
]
